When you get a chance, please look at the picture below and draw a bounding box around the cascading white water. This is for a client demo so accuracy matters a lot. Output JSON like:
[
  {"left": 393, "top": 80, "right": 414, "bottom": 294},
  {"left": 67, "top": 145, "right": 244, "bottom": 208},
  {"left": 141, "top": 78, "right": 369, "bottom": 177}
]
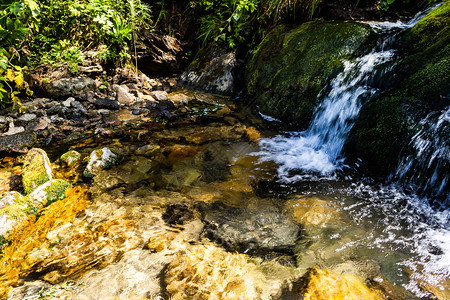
[
  {"left": 395, "top": 106, "right": 449, "bottom": 200},
  {"left": 257, "top": 5, "right": 440, "bottom": 183},
  {"left": 258, "top": 51, "right": 394, "bottom": 181}
]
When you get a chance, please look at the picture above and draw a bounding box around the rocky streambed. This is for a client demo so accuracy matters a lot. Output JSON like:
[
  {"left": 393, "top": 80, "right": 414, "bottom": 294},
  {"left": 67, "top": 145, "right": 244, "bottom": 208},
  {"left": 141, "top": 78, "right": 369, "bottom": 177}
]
[{"left": 0, "top": 74, "right": 448, "bottom": 299}]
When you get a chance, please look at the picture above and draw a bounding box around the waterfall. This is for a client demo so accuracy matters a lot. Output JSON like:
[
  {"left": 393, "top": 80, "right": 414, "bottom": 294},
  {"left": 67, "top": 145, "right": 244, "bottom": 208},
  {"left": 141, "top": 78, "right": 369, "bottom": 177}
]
[
  {"left": 257, "top": 5, "right": 441, "bottom": 183},
  {"left": 395, "top": 107, "right": 450, "bottom": 202},
  {"left": 258, "top": 51, "right": 394, "bottom": 181}
]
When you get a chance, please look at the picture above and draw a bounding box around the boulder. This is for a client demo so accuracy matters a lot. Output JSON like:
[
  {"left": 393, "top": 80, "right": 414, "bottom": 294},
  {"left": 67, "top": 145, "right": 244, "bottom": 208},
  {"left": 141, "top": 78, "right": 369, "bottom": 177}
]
[
  {"left": 22, "top": 148, "right": 53, "bottom": 194},
  {"left": 115, "top": 85, "right": 134, "bottom": 105},
  {"left": 93, "top": 97, "right": 120, "bottom": 110},
  {"left": 245, "top": 21, "right": 373, "bottom": 127},
  {"left": 179, "top": 47, "right": 238, "bottom": 95},
  {"left": 45, "top": 77, "right": 96, "bottom": 98},
  {"left": 27, "top": 179, "right": 71, "bottom": 206},
  {"left": 346, "top": 2, "right": 450, "bottom": 185},
  {"left": 0, "top": 132, "right": 35, "bottom": 153},
  {"left": 84, "top": 148, "right": 120, "bottom": 178}
]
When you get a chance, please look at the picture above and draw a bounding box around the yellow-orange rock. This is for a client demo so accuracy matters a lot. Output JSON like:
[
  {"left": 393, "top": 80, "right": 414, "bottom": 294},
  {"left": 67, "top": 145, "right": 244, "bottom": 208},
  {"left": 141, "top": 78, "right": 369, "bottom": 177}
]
[
  {"left": 303, "top": 267, "right": 383, "bottom": 300},
  {"left": 244, "top": 126, "right": 262, "bottom": 142},
  {"left": 285, "top": 196, "right": 339, "bottom": 226}
]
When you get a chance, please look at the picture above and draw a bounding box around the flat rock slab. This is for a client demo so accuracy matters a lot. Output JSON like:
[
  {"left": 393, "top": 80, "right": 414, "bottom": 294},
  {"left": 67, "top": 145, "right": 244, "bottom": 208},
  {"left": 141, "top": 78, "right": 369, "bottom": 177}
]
[{"left": 0, "top": 132, "right": 35, "bottom": 153}]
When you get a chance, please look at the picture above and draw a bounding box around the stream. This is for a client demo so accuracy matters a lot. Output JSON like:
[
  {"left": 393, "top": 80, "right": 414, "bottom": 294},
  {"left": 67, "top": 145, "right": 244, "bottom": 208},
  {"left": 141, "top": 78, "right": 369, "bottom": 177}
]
[{"left": 2, "top": 4, "right": 449, "bottom": 300}]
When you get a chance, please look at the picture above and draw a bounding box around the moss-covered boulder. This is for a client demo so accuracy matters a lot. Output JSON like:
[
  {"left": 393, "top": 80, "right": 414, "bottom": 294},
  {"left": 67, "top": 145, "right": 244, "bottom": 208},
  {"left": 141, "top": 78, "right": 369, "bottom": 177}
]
[
  {"left": 22, "top": 148, "right": 53, "bottom": 194},
  {"left": 245, "top": 21, "right": 373, "bottom": 127},
  {"left": 346, "top": 3, "right": 449, "bottom": 178}
]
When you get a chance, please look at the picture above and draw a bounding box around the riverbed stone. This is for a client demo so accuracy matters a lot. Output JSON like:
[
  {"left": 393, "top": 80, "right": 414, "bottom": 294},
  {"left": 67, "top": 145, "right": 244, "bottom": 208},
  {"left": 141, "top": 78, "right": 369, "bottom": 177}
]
[
  {"left": 285, "top": 195, "right": 339, "bottom": 227},
  {"left": 200, "top": 201, "right": 301, "bottom": 256},
  {"left": 93, "top": 97, "right": 120, "bottom": 110},
  {"left": 301, "top": 267, "right": 383, "bottom": 299},
  {"left": 0, "top": 191, "right": 27, "bottom": 236},
  {"left": 46, "top": 77, "right": 96, "bottom": 98},
  {"left": 83, "top": 148, "right": 120, "bottom": 178},
  {"left": 22, "top": 148, "right": 53, "bottom": 194},
  {"left": 165, "top": 242, "right": 300, "bottom": 299},
  {"left": 115, "top": 85, "right": 133, "bottom": 105},
  {"left": 0, "top": 132, "right": 35, "bottom": 153},
  {"left": 245, "top": 21, "right": 373, "bottom": 127}
]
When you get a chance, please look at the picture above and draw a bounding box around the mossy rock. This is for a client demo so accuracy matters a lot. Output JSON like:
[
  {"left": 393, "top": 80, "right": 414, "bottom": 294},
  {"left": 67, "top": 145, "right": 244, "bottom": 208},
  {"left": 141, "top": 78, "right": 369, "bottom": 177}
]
[
  {"left": 398, "top": 2, "right": 450, "bottom": 107},
  {"left": 346, "top": 97, "right": 411, "bottom": 176},
  {"left": 22, "top": 148, "right": 53, "bottom": 195},
  {"left": 60, "top": 150, "right": 82, "bottom": 167},
  {"left": 83, "top": 148, "right": 120, "bottom": 178},
  {"left": 346, "top": 4, "right": 449, "bottom": 178},
  {"left": 245, "top": 21, "right": 373, "bottom": 127}
]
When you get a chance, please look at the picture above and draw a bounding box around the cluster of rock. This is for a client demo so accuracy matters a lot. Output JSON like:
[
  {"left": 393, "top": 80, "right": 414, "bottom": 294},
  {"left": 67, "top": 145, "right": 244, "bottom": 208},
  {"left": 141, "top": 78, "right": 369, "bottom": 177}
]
[{"left": 0, "top": 73, "right": 200, "bottom": 154}]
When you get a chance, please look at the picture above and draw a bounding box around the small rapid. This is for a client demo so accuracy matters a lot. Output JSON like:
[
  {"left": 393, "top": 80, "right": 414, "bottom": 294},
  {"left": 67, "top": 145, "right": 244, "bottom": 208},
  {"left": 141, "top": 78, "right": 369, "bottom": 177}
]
[{"left": 258, "top": 50, "right": 394, "bottom": 181}]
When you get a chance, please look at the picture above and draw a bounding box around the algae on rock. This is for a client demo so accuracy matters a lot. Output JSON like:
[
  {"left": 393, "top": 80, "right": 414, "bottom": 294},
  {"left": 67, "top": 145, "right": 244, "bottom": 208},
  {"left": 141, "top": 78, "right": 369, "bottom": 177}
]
[
  {"left": 245, "top": 21, "right": 373, "bottom": 127},
  {"left": 22, "top": 148, "right": 53, "bottom": 194}
]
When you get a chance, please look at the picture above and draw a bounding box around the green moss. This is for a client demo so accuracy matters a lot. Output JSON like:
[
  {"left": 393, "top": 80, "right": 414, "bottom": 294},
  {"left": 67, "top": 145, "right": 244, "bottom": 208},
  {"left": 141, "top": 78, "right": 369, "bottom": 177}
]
[
  {"left": 0, "top": 195, "right": 31, "bottom": 220},
  {"left": 60, "top": 150, "right": 81, "bottom": 166},
  {"left": 22, "top": 149, "right": 52, "bottom": 195},
  {"left": 245, "top": 21, "right": 373, "bottom": 126},
  {"left": 346, "top": 97, "right": 410, "bottom": 175},
  {"left": 43, "top": 179, "right": 71, "bottom": 206},
  {"left": 399, "top": 2, "right": 450, "bottom": 105}
]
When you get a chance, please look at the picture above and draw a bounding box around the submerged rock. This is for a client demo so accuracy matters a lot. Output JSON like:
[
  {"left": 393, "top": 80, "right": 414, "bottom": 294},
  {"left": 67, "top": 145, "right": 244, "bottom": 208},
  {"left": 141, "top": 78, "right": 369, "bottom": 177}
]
[
  {"left": 302, "top": 267, "right": 383, "bottom": 299},
  {"left": 285, "top": 195, "right": 339, "bottom": 227},
  {"left": 164, "top": 242, "right": 300, "bottom": 299},
  {"left": 245, "top": 21, "right": 373, "bottom": 126},
  {"left": 201, "top": 201, "right": 301, "bottom": 256},
  {"left": 83, "top": 148, "right": 120, "bottom": 178},
  {"left": 22, "top": 148, "right": 53, "bottom": 194}
]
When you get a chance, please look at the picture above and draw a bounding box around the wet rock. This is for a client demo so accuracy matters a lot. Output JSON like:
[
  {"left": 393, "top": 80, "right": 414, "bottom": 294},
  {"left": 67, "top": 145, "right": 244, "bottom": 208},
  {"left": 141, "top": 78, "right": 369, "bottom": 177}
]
[
  {"left": 3, "top": 122, "right": 24, "bottom": 136},
  {"left": 285, "top": 195, "right": 339, "bottom": 227},
  {"left": 46, "top": 77, "right": 96, "bottom": 98},
  {"left": 301, "top": 267, "right": 383, "bottom": 299},
  {"left": 0, "top": 170, "right": 14, "bottom": 194},
  {"left": 62, "top": 97, "right": 74, "bottom": 107},
  {"left": 179, "top": 48, "right": 238, "bottom": 95},
  {"left": 168, "top": 93, "right": 191, "bottom": 107},
  {"left": 93, "top": 97, "right": 120, "bottom": 110},
  {"left": 162, "top": 204, "right": 194, "bottom": 226},
  {"left": 17, "top": 113, "right": 37, "bottom": 123},
  {"left": 135, "top": 144, "right": 161, "bottom": 157},
  {"left": 160, "top": 165, "right": 201, "bottom": 189},
  {"left": 47, "top": 104, "right": 64, "bottom": 115},
  {"left": 60, "top": 150, "right": 81, "bottom": 167},
  {"left": 0, "top": 132, "right": 35, "bottom": 153},
  {"left": 22, "top": 148, "right": 53, "bottom": 194},
  {"left": 84, "top": 147, "right": 120, "bottom": 178},
  {"left": 146, "top": 99, "right": 176, "bottom": 119},
  {"left": 71, "top": 100, "right": 88, "bottom": 115},
  {"left": 245, "top": 22, "right": 372, "bottom": 126},
  {"left": 201, "top": 201, "right": 300, "bottom": 256},
  {"left": 165, "top": 242, "right": 299, "bottom": 299}
]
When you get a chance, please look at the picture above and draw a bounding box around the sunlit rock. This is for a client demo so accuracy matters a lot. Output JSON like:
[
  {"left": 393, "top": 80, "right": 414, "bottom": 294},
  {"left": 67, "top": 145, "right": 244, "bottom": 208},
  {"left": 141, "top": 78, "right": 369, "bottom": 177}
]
[
  {"left": 302, "top": 267, "right": 383, "bottom": 300},
  {"left": 165, "top": 242, "right": 300, "bottom": 299},
  {"left": 285, "top": 195, "right": 339, "bottom": 227},
  {"left": 0, "top": 191, "right": 26, "bottom": 236},
  {"left": 83, "top": 147, "right": 120, "bottom": 178},
  {"left": 0, "top": 170, "right": 13, "bottom": 194},
  {"left": 22, "top": 148, "right": 53, "bottom": 194}
]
